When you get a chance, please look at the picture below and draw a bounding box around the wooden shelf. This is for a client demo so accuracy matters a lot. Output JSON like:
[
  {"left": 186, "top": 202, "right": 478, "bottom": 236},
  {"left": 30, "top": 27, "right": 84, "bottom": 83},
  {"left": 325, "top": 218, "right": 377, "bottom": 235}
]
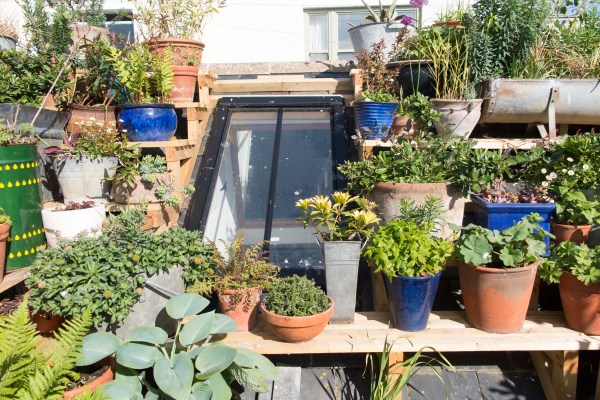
[{"left": 0, "top": 268, "right": 29, "bottom": 293}]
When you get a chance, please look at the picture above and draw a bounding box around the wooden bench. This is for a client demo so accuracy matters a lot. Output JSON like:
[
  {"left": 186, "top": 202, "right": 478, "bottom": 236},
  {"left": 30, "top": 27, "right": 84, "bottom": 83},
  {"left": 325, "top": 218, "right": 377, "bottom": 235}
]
[{"left": 223, "top": 311, "right": 600, "bottom": 400}]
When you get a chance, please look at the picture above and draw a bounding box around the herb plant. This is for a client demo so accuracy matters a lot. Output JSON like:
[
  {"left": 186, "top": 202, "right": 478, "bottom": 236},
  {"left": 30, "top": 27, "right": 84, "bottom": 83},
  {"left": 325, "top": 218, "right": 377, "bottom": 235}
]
[
  {"left": 539, "top": 241, "right": 600, "bottom": 286},
  {"left": 395, "top": 195, "right": 443, "bottom": 229},
  {"left": 452, "top": 213, "right": 552, "bottom": 268},
  {"left": 295, "top": 192, "right": 380, "bottom": 242},
  {"left": 364, "top": 220, "right": 454, "bottom": 278},
  {"left": 554, "top": 187, "right": 600, "bottom": 225},
  {"left": 0, "top": 207, "right": 11, "bottom": 225},
  {"left": 77, "top": 293, "right": 278, "bottom": 399},
  {"left": 263, "top": 275, "right": 330, "bottom": 317}
]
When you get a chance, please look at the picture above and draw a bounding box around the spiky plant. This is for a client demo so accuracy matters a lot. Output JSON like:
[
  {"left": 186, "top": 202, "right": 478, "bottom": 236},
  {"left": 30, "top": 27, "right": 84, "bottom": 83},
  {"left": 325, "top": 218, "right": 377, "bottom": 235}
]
[
  {"left": 362, "top": 0, "right": 399, "bottom": 23},
  {"left": 0, "top": 300, "right": 96, "bottom": 399}
]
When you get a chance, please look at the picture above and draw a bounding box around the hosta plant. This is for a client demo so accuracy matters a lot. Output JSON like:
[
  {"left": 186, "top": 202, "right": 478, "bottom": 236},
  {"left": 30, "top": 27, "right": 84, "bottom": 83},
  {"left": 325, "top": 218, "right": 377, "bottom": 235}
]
[
  {"left": 452, "top": 213, "right": 553, "bottom": 268},
  {"left": 77, "top": 293, "right": 277, "bottom": 399},
  {"left": 263, "top": 275, "right": 330, "bottom": 317},
  {"left": 539, "top": 241, "right": 600, "bottom": 286}
]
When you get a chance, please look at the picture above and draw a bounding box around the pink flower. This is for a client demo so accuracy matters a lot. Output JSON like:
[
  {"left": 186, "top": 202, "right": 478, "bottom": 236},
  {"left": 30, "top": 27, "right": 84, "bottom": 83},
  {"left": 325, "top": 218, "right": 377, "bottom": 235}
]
[
  {"left": 400, "top": 15, "right": 414, "bottom": 25},
  {"left": 410, "top": 0, "right": 428, "bottom": 7}
]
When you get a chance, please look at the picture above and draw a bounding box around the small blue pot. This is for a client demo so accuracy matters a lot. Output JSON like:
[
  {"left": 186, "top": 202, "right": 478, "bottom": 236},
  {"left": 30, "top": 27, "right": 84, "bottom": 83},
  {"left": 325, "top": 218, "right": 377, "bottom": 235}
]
[
  {"left": 354, "top": 101, "right": 397, "bottom": 140},
  {"left": 117, "top": 104, "right": 177, "bottom": 142},
  {"left": 385, "top": 272, "right": 441, "bottom": 331}
]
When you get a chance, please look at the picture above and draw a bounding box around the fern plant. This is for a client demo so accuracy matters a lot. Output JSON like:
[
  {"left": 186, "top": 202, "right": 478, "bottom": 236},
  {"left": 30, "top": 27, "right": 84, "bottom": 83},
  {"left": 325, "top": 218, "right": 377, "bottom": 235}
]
[{"left": 0, "top": 300, "right": 99, "bottom": 400}]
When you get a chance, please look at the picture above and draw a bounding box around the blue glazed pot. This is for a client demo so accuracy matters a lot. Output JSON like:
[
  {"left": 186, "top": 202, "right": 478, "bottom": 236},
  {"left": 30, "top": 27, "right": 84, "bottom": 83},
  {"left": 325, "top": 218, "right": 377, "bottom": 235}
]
[
  {"left": 385, "top": 272, "right": 441, "bottom": 331},
  {"left": 117, "top": 104, "right": 177, "bottom": 142},
  {"left": 471, "top": 194, "right": 555, "bottom": 251},
  {"left": 354, "top": 101, "right": 397, "bottom": 140}
]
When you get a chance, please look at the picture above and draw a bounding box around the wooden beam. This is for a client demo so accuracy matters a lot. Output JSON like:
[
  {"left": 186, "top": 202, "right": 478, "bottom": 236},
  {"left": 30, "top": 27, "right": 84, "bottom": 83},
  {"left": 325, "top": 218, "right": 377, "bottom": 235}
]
[{"left": 0, "top": 268, "right": 29, "bottom": 293}]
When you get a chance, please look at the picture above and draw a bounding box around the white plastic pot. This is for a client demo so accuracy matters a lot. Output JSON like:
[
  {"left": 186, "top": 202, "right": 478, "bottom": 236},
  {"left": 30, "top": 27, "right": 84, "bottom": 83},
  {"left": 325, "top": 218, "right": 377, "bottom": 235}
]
[{"left": 41, "top": 204, "right": 105, "bottom": 248}]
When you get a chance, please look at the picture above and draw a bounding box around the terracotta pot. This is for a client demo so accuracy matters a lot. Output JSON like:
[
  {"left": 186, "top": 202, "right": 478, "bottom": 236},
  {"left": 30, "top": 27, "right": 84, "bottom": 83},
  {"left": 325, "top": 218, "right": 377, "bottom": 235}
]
[
  {"left": 149, "top": 38, "right": 205, "bottom": 67},
  {"left": 551, "top": 221, "right": 592, "bottom": 244},
  {"left": 171, "top": 65, "right": 198, "bottom": 103},
  {"left": 260, "top": 297, "right": 333, "bottom": 343},
  {"left": 63, "top": 357, "right": 115, "bottom": 399},
  {"left": 432, "top": 20, "right": 462, "bottom": 28},
  {"left": 0, "top": 223, "right": 10, "bottom": 283},
  {"left": 32, "top": 312, "right": 65, "bottom": 335},
  {"left": 559, "top": 271, "right": 600, "bottom": 335},
  {"left": 390, "top": 114, "right": 413, "bottom": 139},
  {"left": 66, "top": 104, "right": 117, "bottom": 132},
  {"left": 218, "top": 287, "right": 261, "bottom": 332},
  {"left": 458, "top": 262, "right": 539, "bottom": 334},
  {"left": 141, "top": 214, "right": 155, "bottom": 232}
]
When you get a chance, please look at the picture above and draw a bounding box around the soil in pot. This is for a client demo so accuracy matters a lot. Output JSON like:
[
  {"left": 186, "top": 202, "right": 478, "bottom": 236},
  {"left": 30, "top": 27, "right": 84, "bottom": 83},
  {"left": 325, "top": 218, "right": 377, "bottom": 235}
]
[
  {"left": 551, "top": 222, "right": 592, "bottom": 244},
  {"left": 63, "top": 358, "right": 114, "bottom": 399},
  {"left": 458, "top": 262, "right": 539, "bottom": 334},
  {"left": 260, "top": 297, "right": 334, "bottom": 343},
  {"left": 217, "top": 287, "right": 261, "bottom": 332},
  {"left": 559, "top": 271, "right": 600, "bottom": 335},
  {"left": 0, "top": 292, "right": 25, "bottom": 316}
]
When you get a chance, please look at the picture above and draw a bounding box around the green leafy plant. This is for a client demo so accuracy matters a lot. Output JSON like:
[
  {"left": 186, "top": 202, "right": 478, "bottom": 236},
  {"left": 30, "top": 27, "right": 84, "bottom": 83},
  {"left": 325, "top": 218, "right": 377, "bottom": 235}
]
[
  {"left": 0, "top": 300, "right": 104, "bottom": 399},
  {"left": 396, "top": 195, "right": 443, "bottom": 229},
  {"left": 364, "top": 219, "right": 454, "bottom": 278},
  {"left": 356, "top": 40, "right": 398, "bottom": 100},
  {"left": 295, "top": 191, "right": 380, "bottom": 242},
  {"left": 27, "top": 211, "right": 216, "bottom": 326},
  {"left": 554, "top": 187, "right": 600, "bottom": 225},
  {"left": 263, "top": 275, "right": 330, "bottom": 317},
  {"left": 187, "top": 231, "right": 278, "bottom": 309},
  {"left": 0, "top": 118, "right": 36, "bottom": 145},
  {"left": 401, "top": 92, "right": 441, "bottom": 137},
  {"left": 452, "top": 213, "right": 553, "bottom": 268},
  {"left": 77, "top": 293, "right": 278, "bottom": 399},
  {"left": 0, "top": 207, "right": 11, "bottom": 225},
  {"left": 359, "top": 89, "right": 399, "bottom": 103},
  {"left": 539, "top": 241, "right": 600, "bottom": 286}
]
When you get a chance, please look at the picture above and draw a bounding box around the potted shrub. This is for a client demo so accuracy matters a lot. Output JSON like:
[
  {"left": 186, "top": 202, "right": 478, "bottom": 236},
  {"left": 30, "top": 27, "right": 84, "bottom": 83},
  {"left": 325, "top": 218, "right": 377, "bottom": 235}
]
[
  {"left": 453, "top": 213, "right": 553, "bottom": 333},
  {"left": 363, "top": 197, "right": 454, "bottom": 331},
  {"left": 539, "top": 241, "right": 600, "bottom": 335},
  {"left": 108, "top": 43, "right": 178, "bottom": 142},
  {"left": 261, "top": 275, "right": 333, "bottom": 342},
  {"left": 296, "top": 192, "right": 379, "bottom": 323},
  {"left": 0, "top": 119, "right": 46, "bottom": 271},
  {"left": 132, "top": 0, "right": 226, "bottom": 102},
  {"left": 27, "top": 208, "right": 216, "bottom": 339},
  {"left": 0, "top": 207, "right": 10, "bottom": 283},
  {"left": 354, "top": 40, "right": 400, "bottom": 140},
  {"left": 187, "top": 231, "right": 278, "bottom": 331},
  {"left": 41, "top": 200, "right": 105, "bottom": 248},
  {"left": 77, "top": 293, "right": 278, "bottom": 398},
  {"left": 551, "top": 187, "right": 600, "bottom": 244}
]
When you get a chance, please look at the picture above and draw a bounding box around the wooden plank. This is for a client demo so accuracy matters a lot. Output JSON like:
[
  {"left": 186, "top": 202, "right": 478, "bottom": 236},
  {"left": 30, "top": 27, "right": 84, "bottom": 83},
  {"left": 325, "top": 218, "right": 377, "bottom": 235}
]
[
  {"left": 387, "top": 351, "right": 405, "bottom": 400},
  {"left": 531, "top": 351, "right": 559, "bottom": 400},
  {"left": 213, "top": 77, "right": 353, "bottom": 94},
  {"left": 0, "top": 268, "right": 29, "bottom": 293}
]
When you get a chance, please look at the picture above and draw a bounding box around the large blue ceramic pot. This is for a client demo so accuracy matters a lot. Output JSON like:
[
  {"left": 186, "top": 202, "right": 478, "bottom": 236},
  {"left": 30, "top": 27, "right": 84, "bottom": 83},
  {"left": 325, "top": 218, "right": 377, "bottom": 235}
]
[
  {"left": 117, "top": 104, "right": 177, "bottom": 142},
  {"left": 385, "top": 272, "right": 441, "bottom": 331},
  {"left": 354, "top": 101, "right": 397, "bottom": 140}
]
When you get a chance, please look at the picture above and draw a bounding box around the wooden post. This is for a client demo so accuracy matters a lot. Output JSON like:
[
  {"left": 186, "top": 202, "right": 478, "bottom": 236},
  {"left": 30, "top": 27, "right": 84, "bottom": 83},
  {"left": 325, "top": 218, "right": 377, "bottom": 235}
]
[
  {"left": 386, "top": 351, "right": 405, "bottom": 400},
  {"left": 531, "top": 350, "right": 579, "bottom": 400}
]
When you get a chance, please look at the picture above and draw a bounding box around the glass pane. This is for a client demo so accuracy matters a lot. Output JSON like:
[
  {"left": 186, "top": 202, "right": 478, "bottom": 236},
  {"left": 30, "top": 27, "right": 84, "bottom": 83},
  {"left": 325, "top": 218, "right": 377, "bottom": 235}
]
[
  {"left": 107, "top": 21, "right": 135, "bottom": 45},
  {"left": 268, "top": 110, "right": 333, "bottom": 281},
  {"left": 337, "top": 52, "right": 355, "bottom": 61},
  {"left": 203, "top": 112, "right": 278, "bottom": 251},
  {"left": 308, "top": 14, "right": 328, "bottom": 52},
  {"left": 309, "top": 53, "right": 328, "bottom": 61},
  {"left": 338, "top": 12, "right": 368, "bottom": 50}
]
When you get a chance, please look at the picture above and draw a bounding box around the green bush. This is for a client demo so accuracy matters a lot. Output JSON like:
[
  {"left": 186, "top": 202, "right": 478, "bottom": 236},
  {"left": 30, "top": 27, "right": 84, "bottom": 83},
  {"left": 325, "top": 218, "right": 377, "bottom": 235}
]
[
  {"left": 263, "top": 276, "right": 330, "bottom": 317},
  {"left": 539, "top": 241, "right": 600, "bottom": 286}
]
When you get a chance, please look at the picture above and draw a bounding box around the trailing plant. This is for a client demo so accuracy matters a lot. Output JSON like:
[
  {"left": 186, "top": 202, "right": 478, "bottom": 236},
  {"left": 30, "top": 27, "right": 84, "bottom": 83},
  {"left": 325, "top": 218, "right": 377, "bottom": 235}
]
[
  {"left": 0, "top": 300, "right": 101, "bottom": 399},
  {"left": 452, "top": 213, "right": 553, "bottom": 268},
  {"left": 539, "top": 241, "right": 600, "bottom": 286},
  {"left": 554, "top": 187, "right": 600, "bottom": 225},
  {"left": 364, "top": 219, "right": 454, "bottom": 278},
  {"left": 187, "top": 231, "right": 278, "bottom": 309},
  {"left": 0, "top": 207, "right": 11, "bottom": 225},
  {"left": 0, "top": 118, "right": 36, "bottom": 145},
  {"left": 77, "top": 293, "right": 278, "bottom": 399},
  {"left": 295, "top": 191, "right": 380, "bottom": 242},
  {"left": 395, "top": 195, "right": 443, "bottom": 229},
  {"left": 263, "top": 275, "right": 330, "bottom": 317}
]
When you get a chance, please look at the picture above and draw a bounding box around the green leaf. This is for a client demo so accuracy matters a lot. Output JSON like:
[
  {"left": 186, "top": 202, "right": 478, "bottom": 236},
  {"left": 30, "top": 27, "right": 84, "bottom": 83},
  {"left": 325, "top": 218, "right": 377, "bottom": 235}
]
[
  {"left": 179, "top": 312, "right": 215, "bottom": 347},
  {"left": 212, "top": 314, "right": 238, "bottom": 335},
  {"left": 498, "top": 246, "right": 524, "bottom": 267},
  {"left": 117, "top": 342, "right": 161, "bottom": 369},
  {"left": 115, "top": 364, "right": 143, "bottom": 393},
  {"left": 153, "top": 352, "right": 194, "bottom": 399},
  {"left": 234, "top": 348, "right": 278, "bottom": 380},
  {"left": 458, "top": 236, "right": 493, "bottom": 265},
  {"left": 194, "top": 343, "right": 237, "bottom": 379},
  {"left": 127, "top": 326, "right": 168, "bottom": 345},
  {"left": 166, "top": 293, "right": 210, "bottom": 320},
  {"left": 103, "top": 380, "right": 143, "bottom": 400},
  {"left": 207, "top": 374, "right": 233, "bottom": 400},
  {"left": 229, "top": 364, "right": 270, "bottom": 393},
  {"left": 191, "top": 381, "right": 213, "bottom": 400},
  {"left": 77, "top": 332, "right": 121, "bottom": 366}
]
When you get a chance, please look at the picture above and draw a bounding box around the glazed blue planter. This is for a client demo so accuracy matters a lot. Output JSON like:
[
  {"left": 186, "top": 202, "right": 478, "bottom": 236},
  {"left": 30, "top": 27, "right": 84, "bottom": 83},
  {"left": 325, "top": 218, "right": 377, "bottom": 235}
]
[
  {"left": 385, "top": 272, "right": 441, "bottom": 331},
  {"left": 354, "top": 101, "right": 397, "bottom": 140},
  {"left": 471, "top": 194, "right": 555, "bottom": 250},
  {"left": 117, "top": 104, "right": 177, "bottom": 142}
]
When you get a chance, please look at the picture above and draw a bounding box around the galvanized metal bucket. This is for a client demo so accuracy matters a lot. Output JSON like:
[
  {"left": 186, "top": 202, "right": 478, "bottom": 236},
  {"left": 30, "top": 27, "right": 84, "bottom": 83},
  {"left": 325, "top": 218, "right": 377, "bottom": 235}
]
[{"left": 323, "top": 241, "right": 362, "bottom": 324}]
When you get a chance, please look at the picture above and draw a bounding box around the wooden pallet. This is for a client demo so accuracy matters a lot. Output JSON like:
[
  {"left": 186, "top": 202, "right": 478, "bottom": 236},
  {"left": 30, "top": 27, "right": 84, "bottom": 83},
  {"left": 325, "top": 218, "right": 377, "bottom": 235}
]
[
  {"left": 224, "top": 311, "right": 600, "bottom": 400},
  {"left": 0, "top": 268, "right": 29, "bottom": 293}
]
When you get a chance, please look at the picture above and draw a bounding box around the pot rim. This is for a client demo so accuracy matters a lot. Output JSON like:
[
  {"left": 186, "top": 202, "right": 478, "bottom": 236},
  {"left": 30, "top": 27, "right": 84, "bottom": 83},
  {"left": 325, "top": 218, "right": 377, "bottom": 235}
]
[
  {"left": 470, "top": 194, "right": 554, "bottom": 207},
  {"left": 386, "top": 271, "right": 442, "bottom": 281},
  {"left": 459, "top": 261, "right": 540, "bottom": 273},
  {"left": 373, "top": 181, "right": 453, "bottom": 190},
  {"left": 347, "top": 21, "right": 409, "bottom": 32},
  {"left": 42, "top": 203, "right": 105, "bottom": 214},
  {"left": 260, "top": 296, "right": 334, "bottom": 322},
  {"left": 551, "top": 221, "right": 593, "bottom": 229},
  {"left": 117, "top": 103, "right": 176, "bottom": 110},
  {"left": 149, "top": 38, "right": 205, "bottom": 48}
]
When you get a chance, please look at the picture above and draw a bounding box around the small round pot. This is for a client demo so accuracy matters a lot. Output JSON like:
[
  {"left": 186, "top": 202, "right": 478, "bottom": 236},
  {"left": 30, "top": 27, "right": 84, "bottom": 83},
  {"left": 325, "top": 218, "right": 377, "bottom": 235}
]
[
  {"left": 149, "top": 38, "right": 205, "bottom": 67},
  {"left": 170, "top": 65, "right": 198, "bottom": 103},
  {"left": 63, "top": 357, "right": 115, "bottom": 399},
  {"left": 559, "top": 271, "right": 600, "bottom": 335},
  {"left": 218, "top": 287, "right": 261, "bottom": 332},
  {"left": 260, "top": 297, "right": 334, "bottom": 343},
  {"left": 458, "top": 262, "right": 539, "bottom": 334},
  {"left": 385, "top": 273, "right": 441, "bottom": 331},
  {"left": 0, "top": 223, "right": 10, "bottom": 283},
  {"left": 32, "top": 311, "right": 65, "bottom": 335},
  {"left": 551, "top": 221, "right": 593, "bottom": 245},
  {"left": 41, "top": 204, "right": 105, "bottom": 248},
  {"left": 116, "top": 104, "right": 177, "bottom": 142}
]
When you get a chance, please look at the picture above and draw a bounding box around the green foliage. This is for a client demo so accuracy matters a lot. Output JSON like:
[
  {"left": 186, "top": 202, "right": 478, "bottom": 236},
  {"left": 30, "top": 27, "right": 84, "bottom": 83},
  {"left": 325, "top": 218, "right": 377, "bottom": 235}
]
[
  {"left": 539, "top": 241, "right": 600, "bottom": 286},
  {"left": 295, "top": 192, "right": 380, "bottom": 242},
  {"left": 78, "top": 293, "right": 277, "bottom": 399},
  {"left": 360, "top": 0, "right": 400, "bottom": 23},
  {"left": 357, "top": 40, "right": 397, "bottom": 97},
  {"left": 59, "top": 122, "right": 138, "bottom": 161},
  {"left": 0, "top": 118, "right": 36, "bottom": 145},
  {"left": 402, "top": 93, "right": 441, "bottom": 137},
  {"left": 452, "top": 213, "right": 552, "bottom": 268},
  {"left": 0, "top": 207, "right": 11, "bottom": 225},
  {"left": 0, "top": 49, "right": 70, "bottom": 107},
  {"left": 359, "top": 89, "right": 398, "bottom": 103},
  {"left": 0, "top": 300, "right": 95, "bottom": 399},
  {"left": 396, "top": 196, "right": 443, "bottom": 230},
  {"left": 477, "top": 179, "right": 550, "bottom": 204},
  {"left": 369, "top": 339, "right": 453, "bottom": 400},
  {"left": 263, "top": 276, "right": 330, "bottom": 317},
  {"left": 27, "top": 211, "right": 216, "bottom": 326},
  {"left": 554, "top": 187, "right": 600, "bottom": 225},
  {"left": 364, "top": 220, "right": 454, "bottom": 278}
]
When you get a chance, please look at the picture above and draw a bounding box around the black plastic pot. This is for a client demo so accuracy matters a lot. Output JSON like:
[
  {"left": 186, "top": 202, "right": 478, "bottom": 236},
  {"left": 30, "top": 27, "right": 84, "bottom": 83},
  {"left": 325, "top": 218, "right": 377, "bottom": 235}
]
[{"left": 386, "top": 60, "right": 436, "bottom": 98}]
